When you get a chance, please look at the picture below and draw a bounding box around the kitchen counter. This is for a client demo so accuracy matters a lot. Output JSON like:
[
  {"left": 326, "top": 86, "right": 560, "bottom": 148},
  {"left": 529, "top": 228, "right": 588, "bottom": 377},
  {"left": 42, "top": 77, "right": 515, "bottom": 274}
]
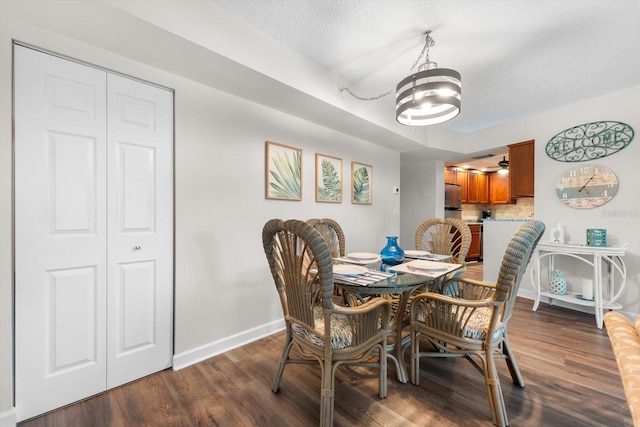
[{"left": 464, "top": 219, "right": 532, "bottom": 224}]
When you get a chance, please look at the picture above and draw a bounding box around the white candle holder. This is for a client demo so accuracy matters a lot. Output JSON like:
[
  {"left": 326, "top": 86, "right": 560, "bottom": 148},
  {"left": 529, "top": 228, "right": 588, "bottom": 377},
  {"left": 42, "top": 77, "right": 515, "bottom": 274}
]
[{"left": 581, "top": 278, "right": 594, "bottom": 301}]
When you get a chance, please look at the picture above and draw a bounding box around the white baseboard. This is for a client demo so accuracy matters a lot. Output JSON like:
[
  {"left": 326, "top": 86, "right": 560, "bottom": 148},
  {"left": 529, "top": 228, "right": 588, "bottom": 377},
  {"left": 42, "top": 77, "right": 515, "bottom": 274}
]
[
  {"left": 172, "top": 319, "right": 285, "bottom": 371},
  {"left": 172, "top": 290, "right": 638, "bottom": 371},
  {"left": 0, "top": 407, "right": 16, "bottom": 427}
]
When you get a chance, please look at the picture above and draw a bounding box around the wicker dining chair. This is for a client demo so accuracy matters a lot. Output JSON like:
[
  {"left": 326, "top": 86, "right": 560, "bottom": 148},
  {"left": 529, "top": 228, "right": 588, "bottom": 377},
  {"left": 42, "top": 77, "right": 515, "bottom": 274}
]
[
  {"left": 307, "top": 218, "right": 346, "bottom": 259},
  {"left": 409, "top": 220, "right": 545, "bottom": 427},
  {"left": 376, "top": 218, "right": 473, "bottom": 342},
  {"left": 414, "top": 217, "right": 472, "bottom": 265},
  {"left": 262, "top": 219, "right": 391, "bottom": 427},
  {"left": 307, "top": 218, "right": 349, "bottom": 304}
]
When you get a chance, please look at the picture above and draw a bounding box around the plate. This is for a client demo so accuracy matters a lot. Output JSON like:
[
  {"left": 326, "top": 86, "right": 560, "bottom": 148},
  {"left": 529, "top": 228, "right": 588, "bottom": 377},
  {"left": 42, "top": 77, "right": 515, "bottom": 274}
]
[
  {"left": 407, "top": 260, "right": 449, "bottom": 272},
  {"left": 346, "top": 252, "right": 379, "bottom": 261},
  {"left": 404, "top": 250, "right": 431, "bottom": 257},
  {"left": 333, "top": 265, "right": 368, "bottom": 275}
]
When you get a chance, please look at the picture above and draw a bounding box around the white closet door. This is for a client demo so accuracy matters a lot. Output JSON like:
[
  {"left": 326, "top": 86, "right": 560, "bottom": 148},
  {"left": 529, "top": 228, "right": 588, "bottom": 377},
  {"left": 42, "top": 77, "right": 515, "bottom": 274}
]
[
  {"left": 106, "top": 74, "right": 173, "bottom": 388},
  {"left": 15, "top": 46, "right": 108, "bottom": 421},
  {"left": 15, "top": 46, "right": 174, "bottom": 421}
]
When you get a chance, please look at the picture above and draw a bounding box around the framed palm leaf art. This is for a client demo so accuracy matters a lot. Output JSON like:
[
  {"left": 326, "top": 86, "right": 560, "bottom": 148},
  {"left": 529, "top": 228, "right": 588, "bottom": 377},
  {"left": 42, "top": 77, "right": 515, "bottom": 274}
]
[
  {"left": 315, "top": 153, "right": 342, "bottom": 203},
  {"left": 265, "top": 141, "right": 302, "bottom": 200},
  {"left": 351, "top": 161, "right": 372, "bottom": 204}
]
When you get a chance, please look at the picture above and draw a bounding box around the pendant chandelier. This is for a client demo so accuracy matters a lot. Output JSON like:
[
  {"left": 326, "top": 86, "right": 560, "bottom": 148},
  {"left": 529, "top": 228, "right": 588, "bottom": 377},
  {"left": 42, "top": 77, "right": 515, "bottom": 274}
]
[
  {"left": 395, "top": 32, "right": 461, "bottom": 126},
  {"left": 339, "top": 31, "right": 461, "bottom": 127}
]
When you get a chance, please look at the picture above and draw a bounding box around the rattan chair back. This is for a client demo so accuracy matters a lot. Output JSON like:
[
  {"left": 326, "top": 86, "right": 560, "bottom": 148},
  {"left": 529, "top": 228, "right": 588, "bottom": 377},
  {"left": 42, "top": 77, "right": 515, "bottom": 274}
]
[
  {"left": 307, "top": 218, "right": 346, "bottom": 259},
  {"left": 414, "top": 218, "right": 472, "bottom": 264},
  {"left": 495, "top": 220, "right": 546, "bottom": 323},
  {"left": 263, "top": 219, "right": 334, "bottom": 320}
]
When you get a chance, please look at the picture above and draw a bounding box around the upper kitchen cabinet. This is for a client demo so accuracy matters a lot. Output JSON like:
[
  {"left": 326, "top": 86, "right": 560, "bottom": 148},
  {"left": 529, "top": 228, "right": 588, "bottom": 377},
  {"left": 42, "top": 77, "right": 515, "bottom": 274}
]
[
  {"left": 508, "top": 140, "right": 535, "bottom": 198},
  {"left": 458, "top": 169, "right": 468, "bottom": 203},
  {"left": 489, "top": 172, "right": 511, "bottom": 204},
  {"left": 467, "top": 171, "right": 489, "bottom": 204},
  {"left": 444, "top": 167, "right": 457, "bottom": 185},
  {"left": 445, "top": 168, "right": 468, "bottom": 203}
]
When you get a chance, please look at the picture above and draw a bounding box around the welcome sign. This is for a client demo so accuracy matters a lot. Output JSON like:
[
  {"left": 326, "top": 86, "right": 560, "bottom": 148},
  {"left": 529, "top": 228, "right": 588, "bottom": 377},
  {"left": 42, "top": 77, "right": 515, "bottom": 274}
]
[{"left": 546, "top": 121, "right": 633, "bottom": 162}]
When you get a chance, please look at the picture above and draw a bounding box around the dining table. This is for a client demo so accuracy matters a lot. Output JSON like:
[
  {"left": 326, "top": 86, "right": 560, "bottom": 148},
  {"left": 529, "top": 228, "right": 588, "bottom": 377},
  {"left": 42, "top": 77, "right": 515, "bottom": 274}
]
[{"left": 332, "top": 252, "right": 462, "bottom": 383}]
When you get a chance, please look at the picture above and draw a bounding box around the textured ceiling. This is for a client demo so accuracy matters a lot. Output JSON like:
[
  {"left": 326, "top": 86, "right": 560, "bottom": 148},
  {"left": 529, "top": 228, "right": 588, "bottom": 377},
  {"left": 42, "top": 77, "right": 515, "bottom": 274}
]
[{"left": 214, "top": 0, "right": 640, "bottom": 139}]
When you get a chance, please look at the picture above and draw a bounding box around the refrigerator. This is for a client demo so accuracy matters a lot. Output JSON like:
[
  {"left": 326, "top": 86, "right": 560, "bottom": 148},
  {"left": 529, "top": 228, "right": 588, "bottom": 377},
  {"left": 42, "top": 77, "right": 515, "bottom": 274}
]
[{"left": 444, "top": 183, "right": 462, "bottom": 219}]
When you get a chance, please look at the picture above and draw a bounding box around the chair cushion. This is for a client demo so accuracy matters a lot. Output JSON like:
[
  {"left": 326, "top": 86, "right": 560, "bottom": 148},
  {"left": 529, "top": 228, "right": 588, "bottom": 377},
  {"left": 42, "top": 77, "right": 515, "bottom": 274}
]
[
  {"left": 463, "top": 307, "right": 503, "bottom": 341},
  {"left": 417, "top": 305, "right": 503, "bottom": 341},
  {"left": 292, "top": 306, "right": 353, "bottom": 349}
]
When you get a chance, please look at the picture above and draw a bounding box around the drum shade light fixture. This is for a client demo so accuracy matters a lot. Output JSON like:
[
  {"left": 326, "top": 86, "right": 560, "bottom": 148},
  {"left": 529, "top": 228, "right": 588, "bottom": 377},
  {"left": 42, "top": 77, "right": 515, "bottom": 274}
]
[
  {"left": 339, "top": 31, "right": 461, "bottom": 127},
  {"left": 395, "top": 32, "right": 461, "bottom": 126}
]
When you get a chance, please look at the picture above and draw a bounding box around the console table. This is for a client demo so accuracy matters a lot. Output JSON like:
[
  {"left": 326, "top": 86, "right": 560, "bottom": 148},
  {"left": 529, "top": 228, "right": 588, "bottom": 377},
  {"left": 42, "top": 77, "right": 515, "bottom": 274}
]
[{"left": 530, "top": 242, "right": 628, "bottom": 329}]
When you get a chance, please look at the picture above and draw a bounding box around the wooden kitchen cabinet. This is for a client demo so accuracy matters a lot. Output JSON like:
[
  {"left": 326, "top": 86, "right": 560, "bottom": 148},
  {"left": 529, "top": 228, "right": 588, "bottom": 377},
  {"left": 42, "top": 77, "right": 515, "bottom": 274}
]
[
  {"left": 444, "top": 167, "right": 457, "bottom": 184},
  {"left": 489, "top": 172, "right": 511, "bottom": 204},
  {"left": 466, "top": 224, "right": 482, "bottom": 261},
  {"left": 468, "top": 171, "right": 489, "bottom": 204},
  {"left": 444, "top": 167, "right": 468, "bottom": 203},
  {"left": 509, "top": 140, "right": 535, "bottom": 198},
  {"left": 457, "top": 169, "right": 468, "bottom": 203}
]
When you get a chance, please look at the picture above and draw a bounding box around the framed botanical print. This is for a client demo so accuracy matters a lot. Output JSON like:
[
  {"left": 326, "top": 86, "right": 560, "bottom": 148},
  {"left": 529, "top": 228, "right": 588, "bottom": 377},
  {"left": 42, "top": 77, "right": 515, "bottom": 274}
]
[
  {"left": 265, "top": 141, "right": 302, "bottom": 200},
  {"left": 315, "top": 153, "right": 342, "bottom": 203},
  {"left": 351, "top": 161, "right": 372, "bottom": 204}
]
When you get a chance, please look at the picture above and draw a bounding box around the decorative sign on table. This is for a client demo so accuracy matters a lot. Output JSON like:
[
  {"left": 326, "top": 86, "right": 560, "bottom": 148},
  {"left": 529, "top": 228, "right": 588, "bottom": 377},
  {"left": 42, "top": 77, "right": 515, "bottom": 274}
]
[
  {"left": 546, "top": 121, "right": 633, "bottom": 162},
  {"left": 586, "top": 229, "right": 607, "bottom": 247}
]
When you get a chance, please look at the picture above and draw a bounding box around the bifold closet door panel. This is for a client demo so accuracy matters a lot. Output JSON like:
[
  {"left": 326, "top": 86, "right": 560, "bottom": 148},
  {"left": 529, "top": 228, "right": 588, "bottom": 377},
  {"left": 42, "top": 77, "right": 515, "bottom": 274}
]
[
  {"left": 14, "top": 45, "right": 108, "bottom": 421},
  {"left": 106, "top": 73, "right": 174, "bottom": 389},
  {"left": 15, "top": 45, "right": 174, "bottom": 421}
]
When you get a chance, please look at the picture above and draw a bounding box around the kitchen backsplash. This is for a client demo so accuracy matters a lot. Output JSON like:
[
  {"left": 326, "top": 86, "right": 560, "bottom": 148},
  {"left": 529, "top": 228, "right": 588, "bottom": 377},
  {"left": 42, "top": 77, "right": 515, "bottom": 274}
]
[{"left": 462, "top": 198, "right": 534, "bottom": 221}]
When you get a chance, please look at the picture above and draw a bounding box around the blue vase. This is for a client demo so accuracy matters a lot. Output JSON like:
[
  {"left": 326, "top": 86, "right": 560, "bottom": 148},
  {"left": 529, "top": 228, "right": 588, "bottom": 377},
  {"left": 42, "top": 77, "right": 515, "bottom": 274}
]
[{"left": 380, "top": 236, "right": 405, "bottom": 266}]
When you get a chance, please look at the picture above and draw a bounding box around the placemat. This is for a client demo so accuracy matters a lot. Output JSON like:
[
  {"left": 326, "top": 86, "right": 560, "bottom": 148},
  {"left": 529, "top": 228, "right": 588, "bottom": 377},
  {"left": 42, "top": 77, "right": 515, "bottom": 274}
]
[{"left": 333, "top": 270, "right": 395, "bottom": 286}]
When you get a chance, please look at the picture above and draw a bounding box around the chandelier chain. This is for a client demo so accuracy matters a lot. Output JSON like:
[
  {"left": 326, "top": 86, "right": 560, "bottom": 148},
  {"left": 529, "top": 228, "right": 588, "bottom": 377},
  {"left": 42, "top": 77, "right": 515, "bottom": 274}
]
[
  {"left": 339, "top": 87, "right": 393, "bottom": 101},
  {"left": 339, "top": 31, "right": 435, "bottom": 101},
  {"left": 409, "top": 31, "right": 434, "bottom": 71}
]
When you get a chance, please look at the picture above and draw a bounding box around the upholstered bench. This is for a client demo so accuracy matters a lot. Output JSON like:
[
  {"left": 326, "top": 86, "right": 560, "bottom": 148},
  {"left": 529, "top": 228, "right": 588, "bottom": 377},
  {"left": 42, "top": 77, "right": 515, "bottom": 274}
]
[{"left": 604, "top": 311, "right": 640, "bottom": 426}]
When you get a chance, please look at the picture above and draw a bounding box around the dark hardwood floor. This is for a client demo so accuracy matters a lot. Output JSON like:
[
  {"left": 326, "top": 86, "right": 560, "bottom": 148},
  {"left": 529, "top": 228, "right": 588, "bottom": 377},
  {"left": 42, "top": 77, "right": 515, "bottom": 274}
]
[{"left": 20, "top": 263, "right": 631, "bottom": 426}]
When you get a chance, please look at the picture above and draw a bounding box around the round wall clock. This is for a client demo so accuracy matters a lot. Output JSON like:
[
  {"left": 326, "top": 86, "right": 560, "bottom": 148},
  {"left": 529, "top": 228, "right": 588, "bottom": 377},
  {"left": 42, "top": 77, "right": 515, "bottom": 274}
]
[{"left": 555, "top": 164, "right": 619, "bottom": 209}]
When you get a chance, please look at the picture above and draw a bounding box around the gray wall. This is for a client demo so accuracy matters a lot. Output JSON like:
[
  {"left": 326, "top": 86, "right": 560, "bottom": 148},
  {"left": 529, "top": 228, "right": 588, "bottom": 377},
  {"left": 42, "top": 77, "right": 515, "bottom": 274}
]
[
  {"left": 0, "top": 4, "right": 401, "bottom": 419},
  {"left": 399, "top": 160, "right": 445, "bottom": 249}
]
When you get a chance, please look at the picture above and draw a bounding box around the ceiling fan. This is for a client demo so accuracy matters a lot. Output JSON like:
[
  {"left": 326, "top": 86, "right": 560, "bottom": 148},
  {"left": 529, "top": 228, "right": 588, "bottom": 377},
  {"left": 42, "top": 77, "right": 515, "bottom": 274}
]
[{"left": 485, "top": 156, "right": 509, "bottom": 175}]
